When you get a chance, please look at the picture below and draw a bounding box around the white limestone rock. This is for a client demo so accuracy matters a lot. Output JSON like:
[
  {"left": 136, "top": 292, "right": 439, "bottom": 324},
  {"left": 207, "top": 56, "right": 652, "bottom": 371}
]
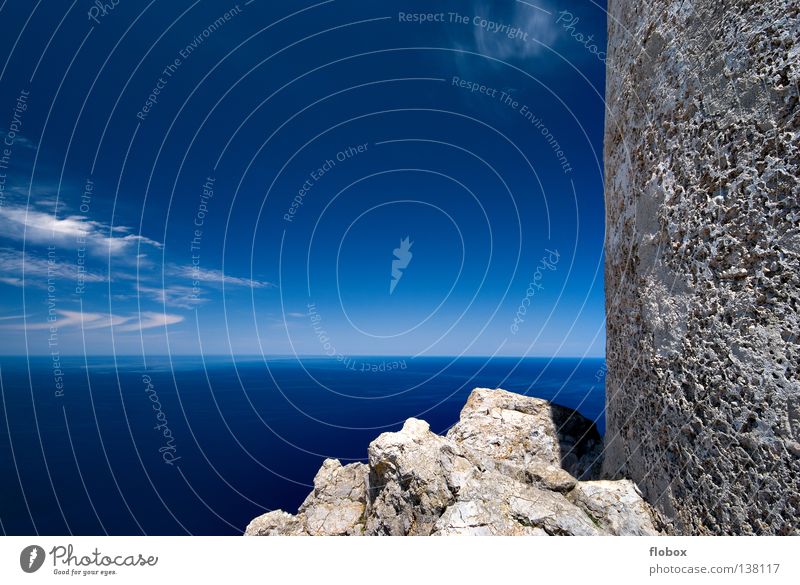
[
  {"left": 246, "top": 388, "right": 660, "bottom": 536},
  {"left": 245, "top": 459, "right": 368, "bottom": 536},
  {"left": 447, "top": 387, "right": 603, "bottom": 480},
  {"left": 365, "top": 418, "right": 472, "bottom": 535},
  {"left": 568, "top": 479, "right": 659, "bottom": 535}
]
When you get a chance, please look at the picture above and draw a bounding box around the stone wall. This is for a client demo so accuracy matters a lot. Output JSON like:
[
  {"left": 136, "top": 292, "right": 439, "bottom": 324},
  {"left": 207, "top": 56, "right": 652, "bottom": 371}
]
[{"left": 603, "top": 0, "right": 799, "bottom": 534}]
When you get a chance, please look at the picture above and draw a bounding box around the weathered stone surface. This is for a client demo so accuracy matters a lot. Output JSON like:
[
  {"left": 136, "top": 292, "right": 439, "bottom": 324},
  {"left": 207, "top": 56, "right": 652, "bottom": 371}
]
[
  {"left": 568, "top": 480, "right": 659, "bottom": 536},
  {"left": 245, "top": 459, "right": 368, "bottom": 536},
  {"left": 526, "top": 460, "right": 578, "bottom": 493},
  {"left": 245, "top": 510, "right": 304, "bottom": 536},
  {"left": 448, "top": 387, "right": 603, "bottom": 480},
  {"left": 365, "top": 418, "right": 471, "bottom": 535},
  {"left": 299, "top": 459, "right": 368, "bottom": 535},
  {"left": 434, "top": 470, "right": 604, "bottom": 536},
  {"left": 246, "top": 388, "right": 659, "bottom": 536},
  {"left": 604, "top": 0, "right": 800, "bottom": 534}
]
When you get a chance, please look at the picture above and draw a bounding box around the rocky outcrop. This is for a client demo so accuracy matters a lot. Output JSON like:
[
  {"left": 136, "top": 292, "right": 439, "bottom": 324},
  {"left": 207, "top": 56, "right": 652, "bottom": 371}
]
[
  {"left": 603, "top": 0, "right": 799, "bottom": 534},
  {"left": 246, "top": 458, "right": 369, "bottom": 536},
  {"left": 245, "top": 388, "right": 660, "bottom": 536}
]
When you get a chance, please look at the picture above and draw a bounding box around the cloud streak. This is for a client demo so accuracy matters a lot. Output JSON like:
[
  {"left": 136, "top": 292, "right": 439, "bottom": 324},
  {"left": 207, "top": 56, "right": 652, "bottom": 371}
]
[
  {"left": 0, "top": 247, "right": 106, "bottom": 288},
  {"left": 18, "top": 309, "right": 183, "bottom": 332},
  {"left": 0, "top": 204, "right": 162, "bottom": 256},
  {"left": 167, "top": 264, "right": 275, "bottom": 289},
  {"left": 137, "top": 283, "right": 204, "bottom": 309},
  {"left": 0, "top": 131, "right": 37, "bottom": 151},
  {"left": 115, "top": 311, "right": 184, "bottom": 332},
  {"left": 471, "top": 2, "right": 558, "bottom": 61},
  {"left": 134, "top": 265, "right": 274, "bottom": 309}
]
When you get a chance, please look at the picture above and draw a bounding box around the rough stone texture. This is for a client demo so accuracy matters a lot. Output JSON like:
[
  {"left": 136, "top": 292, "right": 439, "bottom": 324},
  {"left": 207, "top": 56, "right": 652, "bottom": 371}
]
[
  {"left": 245, "top": 510, "right": 304, "bottom": 536},
  {"left": 365, "top": 418, "right": 472, "bottom": 535},
  {"left": 567, "top": 480, "right": 662, "bottom": 536},
  {"left": 299, "top": 458, "right": 369, "bottom": 535},
  {"left": 604, "top": 0, "right": 800, "bottom": 534},
  {"left": 433, "top": 469, "right": 604, "bottom": 536},
  {"left": 245, "top": 459, "right": 369, "bottom": 536},
  {"left": 448, "top": 387, "right": 604, "bottom": 480},
  {"left": 246, "top": 388, "right": 660, "bottom": 536}
]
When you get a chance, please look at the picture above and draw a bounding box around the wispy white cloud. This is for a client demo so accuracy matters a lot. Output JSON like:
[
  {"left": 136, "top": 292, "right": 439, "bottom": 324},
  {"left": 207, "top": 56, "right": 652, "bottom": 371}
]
[
  {"left": 471, "top": 2, "right": 558, "bottom": 61},
  {"left": 137, "top": 283, "right": 205, "bottom": 310},
  {"left": 134, "top": 265, "right": 273, "bottom": 309},
  {"left": 23, "top": 310, "right": 131, "bottom": 330},
  {"left": 167, "top": 264, "right": 274, "bottom": 289},
  {"left": 0, "top": 313, "right": 27, "bottom": 321},
  {"left": 17, "top": 309, "right": 183, "bottom": 332},
  {"left": 116, "top": 311, "right": 184, "bottom": 332},
  {"left": 0, "top": 131, "right": 37, "bottom": 151},
  {"left": 0, "top": 276, "right": 24, "bottom": 286},
  {"left": 0, "top": 204, "right": 162, "bottom": 256},
  {"left": 0, "top": 247, "right": 106, "bottom": 288}
]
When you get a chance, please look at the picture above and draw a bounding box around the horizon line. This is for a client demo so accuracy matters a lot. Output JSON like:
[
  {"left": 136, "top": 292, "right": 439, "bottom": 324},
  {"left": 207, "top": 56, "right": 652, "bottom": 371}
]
[{"left": 0, "top": 353, "right": 606, "bottom": 359}]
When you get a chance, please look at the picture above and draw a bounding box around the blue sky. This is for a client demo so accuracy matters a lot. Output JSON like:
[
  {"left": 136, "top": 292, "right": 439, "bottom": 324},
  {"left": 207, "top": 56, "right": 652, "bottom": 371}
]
[{"left": 0, "top": 0, "right": 607, "bottom": 357}]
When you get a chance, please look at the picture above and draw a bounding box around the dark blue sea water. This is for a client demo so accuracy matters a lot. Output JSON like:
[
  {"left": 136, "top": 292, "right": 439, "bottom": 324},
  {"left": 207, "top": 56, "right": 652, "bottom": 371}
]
[{"left": 0, "top": 356, "right": 605, "bottom": 535}]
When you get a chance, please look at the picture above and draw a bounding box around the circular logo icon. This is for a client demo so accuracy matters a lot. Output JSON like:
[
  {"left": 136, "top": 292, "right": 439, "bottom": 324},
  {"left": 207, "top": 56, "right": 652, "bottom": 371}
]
[{"left": 19, "top": 545, "right": 45, "bottom": 573}]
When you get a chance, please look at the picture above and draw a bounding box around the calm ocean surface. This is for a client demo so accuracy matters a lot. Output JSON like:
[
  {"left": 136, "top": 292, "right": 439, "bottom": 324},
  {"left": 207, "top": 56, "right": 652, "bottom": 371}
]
[{"left": 0, "top": 355, "right": 605, "bottom": 535}]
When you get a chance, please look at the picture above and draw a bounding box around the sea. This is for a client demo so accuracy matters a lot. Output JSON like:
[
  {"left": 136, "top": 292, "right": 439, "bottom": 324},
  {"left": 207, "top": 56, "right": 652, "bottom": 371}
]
[{"left": 0, "top": 355, "right": 606, "bottom": 535}]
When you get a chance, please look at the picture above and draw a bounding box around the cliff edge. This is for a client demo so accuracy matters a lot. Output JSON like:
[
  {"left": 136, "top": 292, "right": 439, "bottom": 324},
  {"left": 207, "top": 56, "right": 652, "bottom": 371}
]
[{"left": 245, "top": 388, "right": 661, "bottom": 536}]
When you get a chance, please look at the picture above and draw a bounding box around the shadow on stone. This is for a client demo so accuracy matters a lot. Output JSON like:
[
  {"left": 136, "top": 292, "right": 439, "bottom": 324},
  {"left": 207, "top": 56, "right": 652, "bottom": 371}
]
[
  {"left": 245, "top": 388, "right": 658, "bottom": 536},
  {"left": 547, "top": 403, "right": 604, "bottom": 480}
]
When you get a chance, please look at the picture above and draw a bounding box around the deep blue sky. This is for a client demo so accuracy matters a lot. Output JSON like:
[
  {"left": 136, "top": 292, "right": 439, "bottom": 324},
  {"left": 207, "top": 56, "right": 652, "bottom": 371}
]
[{"left": 0, "top": 0, "right": 607, "bottom": 357}]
